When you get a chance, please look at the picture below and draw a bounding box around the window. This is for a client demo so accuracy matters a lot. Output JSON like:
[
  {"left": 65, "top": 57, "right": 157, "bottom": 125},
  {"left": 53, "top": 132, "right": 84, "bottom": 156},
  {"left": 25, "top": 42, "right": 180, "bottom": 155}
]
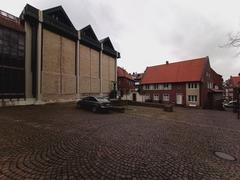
[
  {"left": 145, "top": 84, "right": 150, "bottom": 90},
  {"left": 206, "top": 72, "right": 210, "bottom": 78},
  {"left": 188, "top": 95, "right": 197, "bottom": 102},
  {"left": 158, "top": 84, "right": 163, "bottom": 90},
  {"left": 145, "top": 94, "right": 150, "bottom": 100},
  {"left": 163, "top": 94, "right": 170, "bottom": 101},
  {"left": 153, "top": 94, "right": 159, "bottom": 101},
  {"left": 177, "top": 85, "right": 182, "bottom": 89},
  {"left": 207, "top": 82, "right": 213, "bottom": 89},
  {"left": 163, "top": 84, "right": 168, "bottom": 88},
  {"left": 154, "top": 84, "right": 158, "bottom": 90},
  {"left": 188, "top": 83, "right": 198, "bottom": 89},
  {"left": 163, "top": 83, "right": 172, "bottom": 90}
]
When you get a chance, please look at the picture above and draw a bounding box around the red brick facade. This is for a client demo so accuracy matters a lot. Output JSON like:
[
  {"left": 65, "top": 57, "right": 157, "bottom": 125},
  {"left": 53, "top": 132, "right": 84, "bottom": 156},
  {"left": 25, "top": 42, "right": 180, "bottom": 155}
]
[
  {"left": 141, "top": 57, "right": 223, "bottom": 108},
  {"left": 117, "top": 67, "right": 135, "bottom": 96},
  {"left": 143, "top": 83, "right": 186, "bottom": 104}
]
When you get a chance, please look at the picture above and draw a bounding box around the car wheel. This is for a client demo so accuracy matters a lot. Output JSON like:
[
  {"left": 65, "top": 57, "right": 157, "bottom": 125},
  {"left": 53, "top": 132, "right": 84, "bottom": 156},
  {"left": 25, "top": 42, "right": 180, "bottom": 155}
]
[{"left": 91, "top": 106, "right": 97, "bottom": 113}]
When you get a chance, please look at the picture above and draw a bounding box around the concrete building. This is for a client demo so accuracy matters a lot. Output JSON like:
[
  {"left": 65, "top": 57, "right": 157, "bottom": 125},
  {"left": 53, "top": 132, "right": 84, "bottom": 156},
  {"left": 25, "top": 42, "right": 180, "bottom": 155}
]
[
  {"left": 0, "top": 4, "right": 120, "bottom": 106},
  {"left": 141, "top": 57, "right": 223, "bottom": 108}
]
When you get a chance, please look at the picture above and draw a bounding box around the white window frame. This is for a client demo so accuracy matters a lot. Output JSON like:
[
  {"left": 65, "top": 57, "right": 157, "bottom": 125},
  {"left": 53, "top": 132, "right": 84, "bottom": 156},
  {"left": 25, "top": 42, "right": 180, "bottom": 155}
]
[
  {"left": 188, "top": 83, "right": 198, "bottom": 89},
  {"left": 163, "top": 94, "right": 170, "bottom": 102},
  {"left": 145, "top": 94, "right": 151, "bottom": 100},
  {"left": 153, "top": 94, "right": 159, "bottom": 101},
  {"left": 188, "top": 95, "right": 197, "bottom": 102},
  {"left": 145, "top": 84, "right": 150, "bottom": 90}
]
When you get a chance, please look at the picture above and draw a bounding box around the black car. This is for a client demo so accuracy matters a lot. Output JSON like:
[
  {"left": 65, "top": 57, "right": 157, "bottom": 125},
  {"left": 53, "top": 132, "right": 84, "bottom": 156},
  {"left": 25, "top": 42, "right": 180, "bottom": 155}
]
[{"left": 77, "top": 96, "right": 112, "bottom": 112}]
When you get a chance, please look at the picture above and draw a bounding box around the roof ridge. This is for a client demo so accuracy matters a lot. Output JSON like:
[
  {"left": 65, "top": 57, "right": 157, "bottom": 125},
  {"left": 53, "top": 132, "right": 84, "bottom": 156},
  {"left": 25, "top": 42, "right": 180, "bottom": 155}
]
[{"left": 148, "top": 57, "right": 208, "bottom": 68}]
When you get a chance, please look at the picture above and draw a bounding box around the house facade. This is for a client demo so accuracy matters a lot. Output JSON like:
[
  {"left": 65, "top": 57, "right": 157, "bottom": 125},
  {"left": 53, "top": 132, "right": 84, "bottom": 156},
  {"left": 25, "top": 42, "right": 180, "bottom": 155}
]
[
  {"left": 0, "top": 4, "right": 120, "bottom": 106},
  {"left": 132, "top": 72, "right": 143, "bottom": 92},
  {"left": 117, "top": 67, "right": 135, "bottom": 97},
  {"left": 225, "top": 75, "right": 240, "bottom": 101},
  {"left": 141, "top": 57, "right": 223, "bottom": 108}
]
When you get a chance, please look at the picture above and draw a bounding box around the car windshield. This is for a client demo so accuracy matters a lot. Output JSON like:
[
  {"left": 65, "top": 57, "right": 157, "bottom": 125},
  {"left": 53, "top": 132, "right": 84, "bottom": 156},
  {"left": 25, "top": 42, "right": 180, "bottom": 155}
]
[{"left": 96, "top": 97, "right": 110, "bottom": 103}]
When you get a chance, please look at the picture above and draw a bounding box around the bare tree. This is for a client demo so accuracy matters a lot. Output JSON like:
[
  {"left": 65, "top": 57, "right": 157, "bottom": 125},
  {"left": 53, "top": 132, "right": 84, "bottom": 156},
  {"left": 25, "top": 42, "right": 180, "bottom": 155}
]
[{"left": 222, "top": 32, "right": 240, "bottom": 56}]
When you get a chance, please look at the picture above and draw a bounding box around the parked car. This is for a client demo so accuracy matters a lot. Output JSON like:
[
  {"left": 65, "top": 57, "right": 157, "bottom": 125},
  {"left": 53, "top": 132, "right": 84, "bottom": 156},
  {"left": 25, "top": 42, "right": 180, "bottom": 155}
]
[
  {"left": 223, "top": 101, "right": 238, "bottom": 111},
  {"left": 77, "top": 96, "right": 112, "bottom": 113}
]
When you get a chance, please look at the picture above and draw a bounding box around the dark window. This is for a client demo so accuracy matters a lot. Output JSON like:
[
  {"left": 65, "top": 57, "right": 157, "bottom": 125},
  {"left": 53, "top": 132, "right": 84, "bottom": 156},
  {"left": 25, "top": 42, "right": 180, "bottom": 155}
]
[
  {"left": 188, "top": 95, "right": 197, "bottom": 102},
  {"left": 0, "top": 26, "right": 25, "bottom": 98}
]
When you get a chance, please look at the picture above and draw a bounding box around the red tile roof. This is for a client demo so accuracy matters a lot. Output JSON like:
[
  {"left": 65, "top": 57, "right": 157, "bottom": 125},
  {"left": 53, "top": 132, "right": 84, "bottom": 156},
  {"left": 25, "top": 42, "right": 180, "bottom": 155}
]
[
  {"left": 117, "top": 67, "right": 133, "bottom": 80},
  {"left": 141, "top": 57, "right": 208, "bottom": 84},
  {"left": 230, "top": 76, "right": 240, "bottom": 87}
]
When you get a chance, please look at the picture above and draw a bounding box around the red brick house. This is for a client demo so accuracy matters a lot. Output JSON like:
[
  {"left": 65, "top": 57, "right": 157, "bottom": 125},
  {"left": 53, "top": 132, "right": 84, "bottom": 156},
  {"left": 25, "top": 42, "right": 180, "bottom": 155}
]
[
  {"left": 117, "top": 67, "right": 135, "bottom": 97},
  {"left": 225, "top": 75, "right": 240, "bottom": 101},
  {"left": 141, "top": 57, "right": 223, "bottom": 108}
]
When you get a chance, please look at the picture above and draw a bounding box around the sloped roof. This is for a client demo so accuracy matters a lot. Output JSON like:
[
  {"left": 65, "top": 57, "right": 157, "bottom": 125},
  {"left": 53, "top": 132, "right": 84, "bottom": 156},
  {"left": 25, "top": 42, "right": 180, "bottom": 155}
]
[
  {"left": 230, "top": 76, "right": 240, "bottom": 87},
  {"left": 117, "top": 67, "right": 133, "bottom": 80},
  {"left": 79, "top": 25, "right": 101, "bottom": 51},
  {"left": 100, "top": 37, "right": 115, "bottom": 50},
  {"left": 80, "top": 25, "right": 99, "bottom": 41},
  {"left": 100, "top": 37, "right": 120, "bottom": 58},
  {"left": 43, "top": 6, "right": 75, "bottom": 29},
  {"left": 141, "top": 57, "right": 209, "bottom": 84}
]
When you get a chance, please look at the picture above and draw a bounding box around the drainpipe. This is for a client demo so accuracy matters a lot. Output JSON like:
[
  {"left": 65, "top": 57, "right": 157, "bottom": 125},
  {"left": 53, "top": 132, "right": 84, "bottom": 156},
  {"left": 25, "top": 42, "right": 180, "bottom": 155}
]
[
  {"left": 36, "top": 10, "right": 43, "bottom": 103},
  {"left": 100, "top": 43, "right": 103, "bottom": 96},
  {"left": 76, "top": 31, "right": 80, "bottom": 99}
]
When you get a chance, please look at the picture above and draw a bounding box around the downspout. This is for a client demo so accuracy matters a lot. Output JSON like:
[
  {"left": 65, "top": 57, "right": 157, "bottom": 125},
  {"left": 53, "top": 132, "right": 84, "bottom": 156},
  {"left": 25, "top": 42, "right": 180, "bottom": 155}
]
[
  {"left": 36, "top": 10, "right": 43, "bottom": 103},
  {"left": 100, "top": 43, "right": 103, "bottom": 95},
  {"left": 76, "top": 31, "right": 80, "bottom": 99}
]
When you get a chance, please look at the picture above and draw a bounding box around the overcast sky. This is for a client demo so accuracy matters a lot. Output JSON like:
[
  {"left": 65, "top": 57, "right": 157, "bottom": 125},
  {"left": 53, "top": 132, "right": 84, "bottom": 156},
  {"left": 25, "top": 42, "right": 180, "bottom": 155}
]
[{"left": 1, "top": 0, "right": 240, "bottom": 80}]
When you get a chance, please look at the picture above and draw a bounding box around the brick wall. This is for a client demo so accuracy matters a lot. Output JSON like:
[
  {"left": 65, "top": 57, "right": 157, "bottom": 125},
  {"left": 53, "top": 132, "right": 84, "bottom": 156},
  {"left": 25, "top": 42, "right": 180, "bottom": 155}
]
[
  {"left": 142, "top": 83, "right": 186, "bottom": 105},
  {"left": 102, "top": 54, "right": 116, "bottom": 93},
  {"left": 79, "top": 44, "right": 100, "bottom": 94},
  {"left": 41, "top": 29, "right": 76, "bottom": 101}
]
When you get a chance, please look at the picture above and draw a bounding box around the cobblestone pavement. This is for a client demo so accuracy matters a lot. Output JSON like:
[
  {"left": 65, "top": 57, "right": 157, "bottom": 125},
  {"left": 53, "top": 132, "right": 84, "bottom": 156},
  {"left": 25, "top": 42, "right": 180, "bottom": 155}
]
[{"left": 0, "top": 103, "right": 240, "bottom": 179}]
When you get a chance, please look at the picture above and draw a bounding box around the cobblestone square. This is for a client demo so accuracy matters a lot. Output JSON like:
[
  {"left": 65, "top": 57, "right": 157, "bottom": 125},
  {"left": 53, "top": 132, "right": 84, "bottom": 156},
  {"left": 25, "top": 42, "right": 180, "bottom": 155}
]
[{"left": 0, "top": 103, "right": 240, "bottom": 179}]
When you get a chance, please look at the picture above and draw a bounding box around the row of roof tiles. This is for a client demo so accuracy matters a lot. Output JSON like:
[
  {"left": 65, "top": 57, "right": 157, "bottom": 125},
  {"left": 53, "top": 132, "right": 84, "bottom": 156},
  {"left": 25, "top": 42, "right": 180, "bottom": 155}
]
[
  {"left": 141, "top": 57, "right": 209, "bottom": 84},
  {"left": 118, "top": 57, "right": 224, "bottom": 84}
]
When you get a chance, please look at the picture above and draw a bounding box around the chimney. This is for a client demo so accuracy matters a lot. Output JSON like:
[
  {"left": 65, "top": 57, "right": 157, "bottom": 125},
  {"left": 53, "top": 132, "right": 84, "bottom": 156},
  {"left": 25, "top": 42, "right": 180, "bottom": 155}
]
[{"left": 166, "top": 61, "right": 169, "bottom": 65}]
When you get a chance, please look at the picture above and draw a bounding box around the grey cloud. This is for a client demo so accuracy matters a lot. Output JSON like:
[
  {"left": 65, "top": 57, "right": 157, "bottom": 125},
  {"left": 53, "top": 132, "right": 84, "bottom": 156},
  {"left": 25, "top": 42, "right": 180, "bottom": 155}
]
[{"left": 2, "top": 0, "right": 240, "bottom": 79}]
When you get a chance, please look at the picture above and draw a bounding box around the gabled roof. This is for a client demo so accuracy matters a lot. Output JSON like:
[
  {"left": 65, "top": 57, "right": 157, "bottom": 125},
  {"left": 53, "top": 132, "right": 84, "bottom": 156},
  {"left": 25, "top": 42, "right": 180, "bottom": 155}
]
[
  {"left": 100, "top": 37, "right": 120, "bottom": 58},
  {"left": 100, "top": 37, "right": 115, "bottom": 50},
  {"left": 117, "top": 67, "right": 133, "bottom": 80},
  {"left": 141, "top": 57, "right": 209, "bottom": 84},
  {"left": 79, "top": 25, "right": 101, "bottom": 51},
  {"left": 80, "top": 25, "right": 99, "bottom": 42},
  {"left": 230, "top": 76, "right": 240, "bottom": 87},
  {"left": 43, "top": 6, "right": 75, "bottom": 29}
]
